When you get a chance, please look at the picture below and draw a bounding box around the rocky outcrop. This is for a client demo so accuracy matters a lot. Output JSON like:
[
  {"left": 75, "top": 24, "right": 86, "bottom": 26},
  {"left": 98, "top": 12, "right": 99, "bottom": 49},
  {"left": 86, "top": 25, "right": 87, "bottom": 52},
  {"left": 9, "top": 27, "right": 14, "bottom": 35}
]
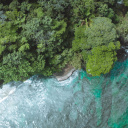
[{"left": 54, "top": 64, "right": 75, "bottom": 81}]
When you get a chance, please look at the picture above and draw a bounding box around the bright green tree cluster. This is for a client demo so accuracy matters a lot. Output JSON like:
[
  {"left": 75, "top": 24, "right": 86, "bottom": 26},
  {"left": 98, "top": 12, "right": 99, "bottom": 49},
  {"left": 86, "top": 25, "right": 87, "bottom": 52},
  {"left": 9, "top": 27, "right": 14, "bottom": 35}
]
[
  {"left": 86, "top": 42, "right": 120, "bottom": 76},
  {"left": 73, "top": 17, "right": 117, "bottom": 51},
  {"left": 72, "top": 17, "right": 120, "bottom": 76}
]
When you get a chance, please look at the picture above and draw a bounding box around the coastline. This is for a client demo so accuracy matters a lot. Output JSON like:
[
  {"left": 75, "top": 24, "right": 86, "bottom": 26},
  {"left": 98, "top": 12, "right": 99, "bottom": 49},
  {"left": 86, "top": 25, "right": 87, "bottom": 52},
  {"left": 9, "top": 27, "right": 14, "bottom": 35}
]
[
  {"left": 0, "top": 65, "right": 75, "bottom": 87},
  {"left": 53, "top": 64, "right": 75, "bottom": 81}
]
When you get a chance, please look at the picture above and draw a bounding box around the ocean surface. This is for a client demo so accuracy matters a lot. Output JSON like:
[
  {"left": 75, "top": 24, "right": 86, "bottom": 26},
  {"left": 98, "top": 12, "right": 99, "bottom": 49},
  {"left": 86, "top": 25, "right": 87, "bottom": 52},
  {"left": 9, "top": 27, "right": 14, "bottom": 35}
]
[{"left": 0, "top": 53, "right": 128, "bottom": 128}]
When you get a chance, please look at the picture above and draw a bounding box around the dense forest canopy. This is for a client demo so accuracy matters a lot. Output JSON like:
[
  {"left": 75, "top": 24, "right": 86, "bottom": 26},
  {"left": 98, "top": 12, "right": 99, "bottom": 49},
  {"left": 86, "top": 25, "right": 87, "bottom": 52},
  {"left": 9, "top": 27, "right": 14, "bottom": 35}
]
[{"left": 0, "top": 0, "right": 128, "bottom": 83}]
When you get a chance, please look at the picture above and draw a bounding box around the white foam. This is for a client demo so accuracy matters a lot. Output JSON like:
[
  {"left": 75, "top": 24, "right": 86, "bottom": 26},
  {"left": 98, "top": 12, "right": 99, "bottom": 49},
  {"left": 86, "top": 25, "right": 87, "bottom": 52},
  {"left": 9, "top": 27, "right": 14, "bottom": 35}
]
[
  {"left": 0, "top": 84, "right": 16, "bottom": 103},
  {"left": 58, "top": 70, "right": 79, "bottom": 86},
  {"left": 23, "top": 79, "right": 32, "bottom": 84}
]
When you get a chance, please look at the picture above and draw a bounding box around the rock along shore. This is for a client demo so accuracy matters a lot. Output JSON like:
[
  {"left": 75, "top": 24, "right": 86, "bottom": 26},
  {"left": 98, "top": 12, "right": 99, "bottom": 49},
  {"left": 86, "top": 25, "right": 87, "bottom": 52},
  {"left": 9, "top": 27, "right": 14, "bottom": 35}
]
[{"left": 53, "top": 64, "right": 75, "bottom": 81}]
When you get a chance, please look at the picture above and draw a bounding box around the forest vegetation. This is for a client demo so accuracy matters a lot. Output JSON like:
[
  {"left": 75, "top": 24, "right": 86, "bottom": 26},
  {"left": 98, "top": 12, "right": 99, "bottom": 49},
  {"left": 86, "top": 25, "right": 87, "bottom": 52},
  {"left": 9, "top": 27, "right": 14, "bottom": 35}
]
[{"left": 0, "top": 0, "right": 128, "bottom": 83}]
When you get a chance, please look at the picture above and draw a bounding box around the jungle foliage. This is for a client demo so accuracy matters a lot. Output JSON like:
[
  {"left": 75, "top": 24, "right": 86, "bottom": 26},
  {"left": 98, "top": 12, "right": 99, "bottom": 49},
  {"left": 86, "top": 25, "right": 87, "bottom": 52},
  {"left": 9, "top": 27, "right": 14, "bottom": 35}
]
[{"left": 0, "top": 0, "right": 128, "bottom": 83}]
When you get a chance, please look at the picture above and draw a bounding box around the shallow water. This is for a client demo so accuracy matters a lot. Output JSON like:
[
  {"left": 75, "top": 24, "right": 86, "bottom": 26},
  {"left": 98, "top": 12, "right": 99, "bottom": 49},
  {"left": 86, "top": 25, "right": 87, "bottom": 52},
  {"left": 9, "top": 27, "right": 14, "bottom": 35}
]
[{"left": 1, "top": 58, "right": 128, "bottom": 128}]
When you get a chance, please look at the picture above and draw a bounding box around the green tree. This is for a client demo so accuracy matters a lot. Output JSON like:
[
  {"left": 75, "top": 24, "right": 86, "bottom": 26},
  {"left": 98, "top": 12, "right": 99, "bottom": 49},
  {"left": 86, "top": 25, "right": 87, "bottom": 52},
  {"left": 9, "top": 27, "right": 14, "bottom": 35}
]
[
  {"left": 72, "top": 17, "right": 120, "bottom": 75},
  {"left": 70, "top": 53, "right": 82, "bottom": 69},
  {"left": 86, "top": 42, "right": 120, "bottom": 76},
  {"left": 0, "top": 51, "right": 33, "bottom": 83},
  {"left": 72, "top": 17, "right": 118, "bottom": 52},
  {"left": 124, "top": 0, "right": 128, "bottom": 6},
  {"left": 117, "top": 13, "right": 128, "bottom": 44},
  {"left": 97, "top": 3, "right": 119, "bottom": 23},
  {"left": 69, "top": 0, "right": 95, "bottom": 26},
  {"left": 95, "top": 0, "right": 117, "bottom": 5},
  {"left": 37, "top": 0, "right": 70, "bottom": 20}
]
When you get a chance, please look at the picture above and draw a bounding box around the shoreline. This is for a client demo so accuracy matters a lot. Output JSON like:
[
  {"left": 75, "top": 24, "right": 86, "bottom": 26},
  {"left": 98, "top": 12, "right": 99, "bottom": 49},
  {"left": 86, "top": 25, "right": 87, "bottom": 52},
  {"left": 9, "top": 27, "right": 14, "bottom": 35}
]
[
  {"left": 53, "top": 64, "right": 75, "bottom": 81},
  {"left": 0, "top": 65, "right": 76, "bottom": 87}
]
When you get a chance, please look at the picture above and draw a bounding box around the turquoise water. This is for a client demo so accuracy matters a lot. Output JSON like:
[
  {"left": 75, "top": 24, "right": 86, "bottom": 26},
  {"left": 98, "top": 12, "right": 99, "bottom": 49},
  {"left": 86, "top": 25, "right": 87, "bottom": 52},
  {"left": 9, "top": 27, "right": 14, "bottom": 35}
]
[{"left": 0, "top": 58, "right": 128, "bottom": 128}]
